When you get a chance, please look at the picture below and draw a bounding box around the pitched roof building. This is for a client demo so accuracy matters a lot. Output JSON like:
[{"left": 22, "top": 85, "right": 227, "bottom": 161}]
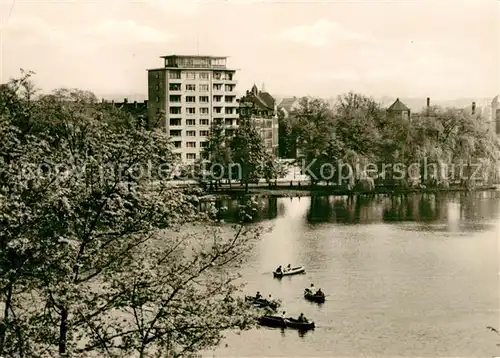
[
  {"left": 238, "top": 84, "right": 279, "bottom": 156},
  {"left": 105, "top": 98, "right": 148, "bottom": 116},
  {"left": 239, "top": 84, "right": 276, "bottom": 115},
  {"left": 387, "top": 98, "right": 411, "bottom": 120},
  {"left": 278, "top": 97, "right": 300, "bottom": 118}
]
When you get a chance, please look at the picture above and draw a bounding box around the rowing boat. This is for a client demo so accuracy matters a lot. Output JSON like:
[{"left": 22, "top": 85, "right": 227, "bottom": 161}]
[{"left": 273, "top": 266, "right": 305, "bottom": 278}]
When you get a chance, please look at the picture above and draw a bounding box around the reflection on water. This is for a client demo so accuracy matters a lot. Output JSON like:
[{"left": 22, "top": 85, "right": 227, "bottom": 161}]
[
  {"left": 215, "top": 191, "right": 500, "bottom": 227},
  {"left": 204, "top": 191, "right": 500, "bottom": 357},
  {"left": 205, "top": 197, "right": 283, "bottom": 222}
]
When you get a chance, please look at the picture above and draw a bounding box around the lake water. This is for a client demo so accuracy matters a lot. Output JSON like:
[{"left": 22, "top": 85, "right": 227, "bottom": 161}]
[{"left": 205, "top": 191, "right": 500, "bottom": 357}]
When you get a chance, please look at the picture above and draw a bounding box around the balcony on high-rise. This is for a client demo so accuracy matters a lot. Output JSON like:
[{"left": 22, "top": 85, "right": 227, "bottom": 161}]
[
  {"left": 225, "top": 107, "right": 238, "bottom": 118},
  {"left": 169, "top": 95, "right": 181, "bottom": 103},
  {"left": 169, "top": 130, "right": 182, "bottom": 137},
  {"left": 213, "top": 84, "right": 224, "bottom": 93},
  {"left": 169, "top": 107, "right": 182, "bottom": 115},
  {"left": 225, "top": 95, "right": 236, "bottom": 103},
  {"left": 168, "top": 71, "right": 181, "bottom": 80},
  {"left": 169, "top": 118, "right": 182, "bottom": 127},
  {"left": 169, "top": 83, "right": 181, "bottom": 92}
]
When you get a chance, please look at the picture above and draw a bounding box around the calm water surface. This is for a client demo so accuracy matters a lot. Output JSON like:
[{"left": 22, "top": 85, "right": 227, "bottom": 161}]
[{"left": 205, "top": 192, "right": 500, "bottom": 357}]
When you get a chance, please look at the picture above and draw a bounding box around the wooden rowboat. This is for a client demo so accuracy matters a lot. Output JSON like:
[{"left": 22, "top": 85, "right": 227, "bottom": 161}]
[
  {"left": 304, "top": 290, "right": 326, "bottom": 303},
  {"left": 284, "top": 317, "right": 315, "bottom": 330},
  {"left": 273, "top": 266, "right": 305, "bottom": 278},
  {"left": 245, "top": 296, "right": 280, "bottom": 311},
  {"left": 259, "top": 316, "right": 315, "bottom": 331},
  {"left": 258, "top": 315, "right": 315, "bottom": 331}
]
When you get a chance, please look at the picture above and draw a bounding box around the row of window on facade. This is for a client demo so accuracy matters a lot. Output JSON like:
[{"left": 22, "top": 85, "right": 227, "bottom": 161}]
[
  {"left": 178, "top": 152, "right": 212, "bottom": 160},
  {"left": 169, "top": 130, "right": 210, "bottom": 137},
  {"left": 239, "top": 108, "right": 276, "bottom": 117},
  {"left": 156, "top": 83, "right": 235, "bottom": 92},
  {"left": 170, "top": 118, "right": 238, "bottom": 126},
  {"left": 157, "top": 71, "right": 233, "bottom": 81},
  {"left": 171, "top": 141, "right": 209, "bottom": 149},
  {"left": 166, "top": 95, "right": 236, "bottom": 103},
  {"left": 168, "top": 107, "right": 237, "bottom": 115},
  {"left": 170, "top": 118, "right": 210, "bottom": 126},
  {"left": 253, "top": 118, "right": 276, "bottom": 128}
]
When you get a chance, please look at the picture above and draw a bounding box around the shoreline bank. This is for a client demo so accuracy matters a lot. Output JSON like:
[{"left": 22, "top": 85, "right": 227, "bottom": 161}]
[{"left": 200, "top": 185, "right": 500, "bottom": 200}]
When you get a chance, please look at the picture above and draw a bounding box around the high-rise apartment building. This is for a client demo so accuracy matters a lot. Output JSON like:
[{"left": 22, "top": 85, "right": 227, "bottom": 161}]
[{"left": 147, "top": 55, "right": 238, "bottom": 162}]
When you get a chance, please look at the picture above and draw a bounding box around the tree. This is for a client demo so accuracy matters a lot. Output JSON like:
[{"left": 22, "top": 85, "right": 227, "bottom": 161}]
[
  {"left": 229, "top": 119, "right": 271, "bottom": 193},
  {"left": 293, "top": 97, "right": 340, "bottom": 185},
  {"left": 277, "top": 110, "right": 297, "bottom": 159},
  {"left": 407, "top": 107, "right": 500, "bottom": 187},
  {"left": 262, "top": 157, "right": 287, "bottom": 188},
  {"left": 0, "top": 71, "right": 50, "bottom": 356},
  {"left": 333, "top": 93, "right": 383, "bottom": 160},
  {"left": 0, "top": 74, "right": 261, "bottom": 357},
  {"left": 201, "top": 124, "right": 233, "bottom": 188},
  {"left": 294, "top": 97, "right": 335, "bottom": 158}
]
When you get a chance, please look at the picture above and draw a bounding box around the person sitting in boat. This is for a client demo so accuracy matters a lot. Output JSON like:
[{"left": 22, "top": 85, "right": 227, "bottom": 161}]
[
  {"left": 255, "top": 291, "right": 262, "bottom": 300},
  {"left": 297, "top": 313, "right": 308, "bottom": 322},
  {"left": 275, "top": 265, "right": 282, "bottom": 274},
  {"left": 281, "top": 311, "right": 286, "bottom": 319},
  {"left": 305, "top": 284, "right": 314, "bottom": 294},
  {"left": 285, "top": 264, "right": 291, "bottom": 271},
  {"left": 316, "top": 288, "right": 323, "bottom": 296}
]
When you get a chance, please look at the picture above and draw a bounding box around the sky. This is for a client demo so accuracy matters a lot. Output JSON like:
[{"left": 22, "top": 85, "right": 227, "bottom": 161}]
[{"left": 0, "top": 0, "right": 499, "bottom": 100}]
